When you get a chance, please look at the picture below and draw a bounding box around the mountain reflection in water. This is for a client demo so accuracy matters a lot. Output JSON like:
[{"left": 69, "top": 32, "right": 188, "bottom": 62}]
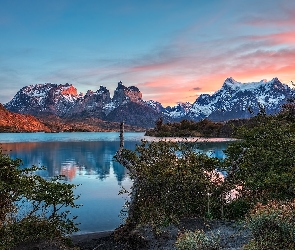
[
  {"left": 0, "top": 140, "right": 230, "bottom": 183},
  {"left": 0, "top": 141, "right": 137, "bottom": 184},
  {"left": 0, "top": 133, "right": 231, "bottom": 234}
]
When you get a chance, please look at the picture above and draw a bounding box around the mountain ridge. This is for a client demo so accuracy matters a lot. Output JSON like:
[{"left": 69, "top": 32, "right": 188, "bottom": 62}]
[{"left": 4, "top": 77, "right": 295, "bottom": 128}]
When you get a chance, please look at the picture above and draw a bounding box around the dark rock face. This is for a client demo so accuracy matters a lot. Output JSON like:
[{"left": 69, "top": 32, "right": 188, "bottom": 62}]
[
  {"left": 113, "top": 81, "right": 143, "bottom": 106},
  {"left": 67, "top": 86, "right": 111, "bottom": 120},
  {"left": 106, "top": 102, "right": 165, "bottom": 128},
  {"left": 4, "top": 78, "right": 295, "bottom": 128}
]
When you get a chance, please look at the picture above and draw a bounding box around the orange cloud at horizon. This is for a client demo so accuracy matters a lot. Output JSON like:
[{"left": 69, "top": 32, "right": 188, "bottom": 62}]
[
  {"left": 137, "top": 49, "right": 295, "bottom": 107},
  {"left": 251, "top": 31, "right": 295, "bottom": 45},
  {"left": 125, "top": 42, "right": 294, "bottom": 106},
  {"left": 146, "top": 72, "right": 295, "bottom": 107}
]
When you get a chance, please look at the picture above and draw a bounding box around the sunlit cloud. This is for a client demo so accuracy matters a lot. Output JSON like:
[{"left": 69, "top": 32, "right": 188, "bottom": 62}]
[{"left": 250, "top": 31, "right": 295, "bottom": 45}]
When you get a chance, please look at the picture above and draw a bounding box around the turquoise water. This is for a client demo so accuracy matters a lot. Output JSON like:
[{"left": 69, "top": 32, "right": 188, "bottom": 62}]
[
  {"left": 0, "top": 131, "right": 145, "bottom": 143},
  {"left": 0, "top": 132, "right": 231, "bottom": 234}
]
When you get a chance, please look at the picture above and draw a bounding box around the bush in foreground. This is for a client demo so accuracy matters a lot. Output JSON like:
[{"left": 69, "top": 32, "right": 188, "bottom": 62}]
[
  {"left": 175, "top": 229, "right": 220, "bottom": 250},
  {"left": 116, "top": 140, "right": 223, "bottom": 228},
  {"left": 0, "top": 150, "right": 80, "bottom": 249},
  {"left": 222, "top": 115, "right": 295, "bottom": 218},
  {"left": 244, "top": 200, "right": 295, "bottom": 250}
]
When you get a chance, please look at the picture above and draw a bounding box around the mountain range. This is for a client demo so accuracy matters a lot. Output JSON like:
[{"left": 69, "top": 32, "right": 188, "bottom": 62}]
[{"left": 3, "top": 77, "right": 295, "bottom": 130}]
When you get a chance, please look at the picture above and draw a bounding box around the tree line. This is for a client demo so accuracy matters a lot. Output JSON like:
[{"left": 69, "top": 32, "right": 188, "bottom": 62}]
[{"left": 146, "top": 102, "right": 295, "bottom": 138}]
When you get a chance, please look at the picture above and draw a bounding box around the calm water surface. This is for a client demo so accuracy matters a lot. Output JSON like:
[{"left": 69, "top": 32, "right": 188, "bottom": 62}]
[{"left": 0, "top": 132, "right": 231, "bottom": 234}]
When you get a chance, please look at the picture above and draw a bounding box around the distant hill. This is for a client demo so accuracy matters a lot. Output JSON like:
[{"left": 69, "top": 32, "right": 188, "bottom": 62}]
[
  {"left": 0, "top": 103, "right": 143, "bottom": 133},
  {"left": 0, "top": 103, "right": 50, "bottom": 132},
  {"left": 4, "top": 78, "right": 295, "bottom": 128}
]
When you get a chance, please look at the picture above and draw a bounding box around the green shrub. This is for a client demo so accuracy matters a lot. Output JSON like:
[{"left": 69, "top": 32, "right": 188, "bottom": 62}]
[
  {"left": 0, "top": 150, "right": 80, "bottom": 248},
  {"left": 116, "top": 140, "right": 223, "bottom": 228},
  {"left": 0, "top": 216, "right": 61, "bottom": 248},
  {"left": 222, "top": 116, "right": 295, "bottom": 217},
  {"left": 244, "top": 200, "right": 295, "bottom": 250},
  {"left": 175, "top": 229, "right": 220, "bottom": 250},
  {"left": 224, "top": 198, "right": 252, "bottom": 220}
]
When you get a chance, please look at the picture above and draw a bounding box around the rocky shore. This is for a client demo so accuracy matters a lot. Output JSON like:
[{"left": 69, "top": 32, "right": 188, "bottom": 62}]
[{"left": 71, "top": 218, "right": 252, "bottom": 250}]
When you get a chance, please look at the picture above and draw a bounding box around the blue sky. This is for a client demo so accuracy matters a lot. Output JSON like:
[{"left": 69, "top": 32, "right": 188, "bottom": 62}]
[{"left": 1, "top": 0, "right": 295, "bottom": 106}]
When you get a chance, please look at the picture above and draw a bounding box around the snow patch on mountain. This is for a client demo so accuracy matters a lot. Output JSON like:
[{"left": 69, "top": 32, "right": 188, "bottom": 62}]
[
  {"left": 166, "top": 102, "right": 193, "bottom": 119},
  {"left": 187, "top": 77, "right": 294, "bottom": 121}
]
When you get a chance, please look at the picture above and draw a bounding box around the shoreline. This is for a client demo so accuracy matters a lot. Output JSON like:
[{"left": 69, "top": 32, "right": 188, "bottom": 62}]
[
  {"left": 70, "top": 219, "right": 252, "bottom": 250},
  {"left": 71, "top": 230, "right": 113, "bottom": 245}
]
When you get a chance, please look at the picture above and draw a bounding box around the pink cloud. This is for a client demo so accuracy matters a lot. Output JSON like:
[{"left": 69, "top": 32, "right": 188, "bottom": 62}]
[
  {"left": 137, "top": 74, "right": 229, "bottom": 106},
  {"left": 133, "top": 45, "right": 295, "bottom": 106},
  {"left": 251, "top": 31, "right": 295, "bottom": 45}
]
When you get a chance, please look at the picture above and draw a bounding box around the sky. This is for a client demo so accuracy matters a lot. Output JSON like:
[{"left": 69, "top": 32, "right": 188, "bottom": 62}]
[{"left": 1, "top": 0, "right": 295, "bottom": 107}]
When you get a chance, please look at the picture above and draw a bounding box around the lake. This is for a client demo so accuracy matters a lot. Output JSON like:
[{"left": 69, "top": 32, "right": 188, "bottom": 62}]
[{"left": 0, "top": 132, "right": 232, "bottom": 234}]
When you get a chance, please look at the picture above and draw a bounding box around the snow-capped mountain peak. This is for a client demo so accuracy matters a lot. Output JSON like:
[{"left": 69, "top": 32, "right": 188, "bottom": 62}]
[
  {"left": 4, "top": 77, "right": 295, "bottom": 127},
  {"left": 186, "top": 77, "right": 295, "bottom": 121},
  {"left": 224, "top": 77, "right": 239, "bottom": 85}
]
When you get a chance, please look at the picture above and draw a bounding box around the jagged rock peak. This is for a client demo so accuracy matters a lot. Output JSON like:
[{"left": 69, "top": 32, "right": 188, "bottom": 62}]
[
  {"left": 85, "top": 90, "right": 94, "bottom": 96},
  {"left": 115, "top": 81, "right": 140, "bottom": 92},
  {"left": 117, "top": 81, "right": 126, "bottom": 90},
  {"left": 60, "top": 84, "right": 78, "bottom": 96},
  {"left": 268, "top": 77, "right": 285, "bottom": 86},
  {"left": 187, "top": 76, "right": 295, "bottom": 122},
  {"left": 270, "top": 77, "right": 279, "bottom": 82},
  {"left": 98, "top": 85, "right": 109, "bottom": 92},
  {"left": 113, "top": 81, "right": 142, "bottom": 105},
  {"left": 5, "top": 82, "right": 80, "bottom": 116},
  {"left": 84, "top": 86, "right": 110, "bottom": 97},
  {"left": 224, "top": 77, "right": 239, "bottom": 85}
]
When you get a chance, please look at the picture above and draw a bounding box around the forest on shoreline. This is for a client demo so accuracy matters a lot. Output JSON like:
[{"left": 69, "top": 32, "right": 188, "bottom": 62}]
[{"left": 145, "top": 103, "right": 295, "bottom": 139}]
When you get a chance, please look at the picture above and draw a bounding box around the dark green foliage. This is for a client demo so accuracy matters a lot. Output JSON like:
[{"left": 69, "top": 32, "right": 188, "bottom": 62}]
[
  {"left": 0, "top": 150, "right": 80, "bottom": 248},
  {"left": 223, "top": 115, "right": 295, "bottom": 205},
  {"left": 146, "top": 119, "right": 227, "bottom": 137},
  {"left": 223, "top": 198, "right": 252, "bottom": 220},
  {"left": 145, "top": 117, "right": 269, "bottom": 138},
  {"left": 279, "top": 99, "right": 295, "bottom": 122},
  {"left": 244, "top": 200, "right": 295, "bottom": 250},
  {"left": 219, "top": 104, "right": 295, "bottom": 220},
  {"left": 116, "top": 140, "right": 223, "bottom": 228}
]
